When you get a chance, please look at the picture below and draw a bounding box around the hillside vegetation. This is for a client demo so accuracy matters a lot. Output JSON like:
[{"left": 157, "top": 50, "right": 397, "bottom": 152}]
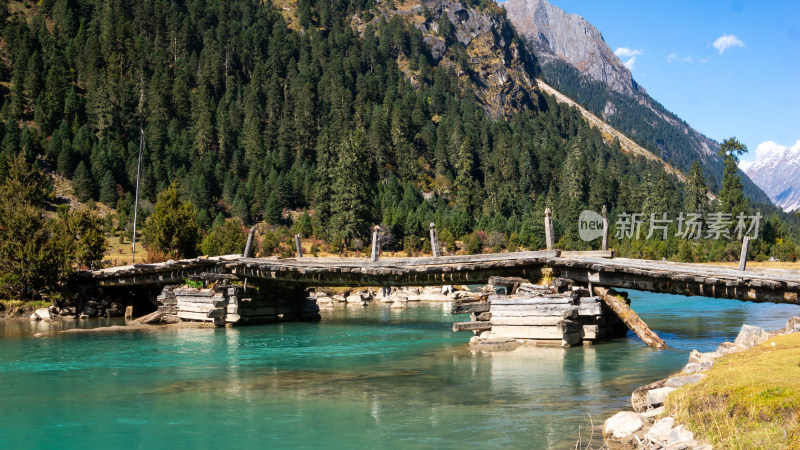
[{"left": 0, "top": 0, "right": 798, "bottom": 302}]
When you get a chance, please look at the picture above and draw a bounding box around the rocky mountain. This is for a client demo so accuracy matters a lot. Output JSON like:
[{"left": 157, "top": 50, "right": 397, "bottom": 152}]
[
  {"left": 745, "top": 141, "right": 800, "bottom": 212},
  {"left": 503, "top": 0, "right": 773, "bottom": 206},
  {"left": 503, "top": 0, "right": 639, "bottom": 96},
  {"left": 362, "top": 0, "right": 543, "bottom": 119}
]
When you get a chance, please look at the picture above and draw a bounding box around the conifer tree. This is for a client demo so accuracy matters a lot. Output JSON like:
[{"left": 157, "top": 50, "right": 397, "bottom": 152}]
[
  {"left": 143, "top": 183, "right": 200, "bottom": 259},
  {"left": 72, "top": 161, "right": 94, "bottom": 202},
  {"left": 718, "top": 137, "right": 748, "bottom": 216}
]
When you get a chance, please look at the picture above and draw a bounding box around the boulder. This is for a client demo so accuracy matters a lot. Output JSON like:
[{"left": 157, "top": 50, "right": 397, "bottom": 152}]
[
  {"left": 603, "top": 411, "right": 643, "bottom": 439},
  {"left": 645, "top": 416, "right": 674, "bottom": 445},
  {"left": 664, "top": 374, "right": 705, "bottom": 388},
  {"left": 666, "top": 424, "right": 697, "bottom": 449},
  {"left": 108, "top": 302, "right": 125, "bottom": 316},
  {"left": 734, "top": 324, "right": 769, "bottom": 350},
  {"left": 645, "top": 387, "right": 677, "bottom": 408},
  {"left": 687, "top": 349, "right": 720, "bottom": 364},
  {"left": 30, "top": 308, "right": 51, "bottom": 320},
  {"left": 682, "top": 361, "right": 713, "bottom": 375},
  {"left": 345, "top": 295, "right": 363, "bottom": 304},
  {"left": 784, "top": 316, "right": 800, "bottom": 334},
  {"left": 640, "top": 406, "right": 665, "bottom": 421},
  {"left": 715, "top": 341, "right": 740, "bottom": 355}
]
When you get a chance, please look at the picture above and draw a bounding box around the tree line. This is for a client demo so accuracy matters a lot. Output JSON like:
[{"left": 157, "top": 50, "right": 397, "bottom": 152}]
[{"left": 0, "top": 0, "right": 797, "bottom": 300}]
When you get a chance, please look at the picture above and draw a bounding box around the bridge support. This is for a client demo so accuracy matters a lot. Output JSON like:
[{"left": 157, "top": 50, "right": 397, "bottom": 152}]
[{"left": 158, "top": 281, "right": 318, "bottom": 326}]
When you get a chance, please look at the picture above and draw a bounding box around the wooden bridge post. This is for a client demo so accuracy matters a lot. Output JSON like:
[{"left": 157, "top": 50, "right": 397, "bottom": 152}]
[
  {"left": 545, "top": 208, "right": 554, "bottom": 250},
  {"left": 429, "top": 223, "right": 440, "bottom": 257},
  {"left": 371, "top": 225, "right": 380, "bottom": 262},
  {"left": 295, "top": 234, "right": 303, "bottom": 258},
  {"left": 243, "top": 226, "right": 256, "bottom": 258},
  {"left": 739, "top": 236, "right": 751, "bottom": 271},
  {"left": 601, "top": 205, "right": 609, "bottom": 251}
]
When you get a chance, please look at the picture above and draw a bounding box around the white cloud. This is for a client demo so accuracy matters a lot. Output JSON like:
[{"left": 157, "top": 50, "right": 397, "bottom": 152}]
[
  {"left": 667, "top": 53, "right": 693, "bottom": 63},
  {"left": 712, "top": 34, "right": 745, "bottom": 54},
  {"left": 615, "top": 47, "right": 643, "bottom": 70},
  {"left": 755, "top": 140, "right": 800, "bottom": 158},
  {"left": 738, "top": 160, "right": 754, "bottom": 171}
]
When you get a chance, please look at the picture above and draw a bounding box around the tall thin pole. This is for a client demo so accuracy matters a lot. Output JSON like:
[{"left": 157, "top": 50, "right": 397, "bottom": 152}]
[{"left": 131, "top": 129, "right": 145, "bottom": 263}]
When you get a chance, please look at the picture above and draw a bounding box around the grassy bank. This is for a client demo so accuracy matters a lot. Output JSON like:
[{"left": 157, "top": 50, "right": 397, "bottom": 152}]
[
  {"left": 665, "top": 333, "right": 800, "bottom": 448},
  {"left": 0, "top": 299, "right": 51, "bottom": 318}
]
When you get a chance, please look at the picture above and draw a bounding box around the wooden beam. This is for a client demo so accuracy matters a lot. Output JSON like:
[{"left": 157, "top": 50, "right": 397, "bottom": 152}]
[
  {"left": 594, "top": 286, "right": 668, "bottom": 349},
  {"left": 451, "top": 301, "right": 490, "bottom": 315},
  {"left": 452, "top": 321, "right": 492, "bottom": 332}
]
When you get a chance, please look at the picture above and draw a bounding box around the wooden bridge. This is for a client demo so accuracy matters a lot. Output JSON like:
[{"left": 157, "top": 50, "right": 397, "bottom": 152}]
[{"left": 87, "top": 250, "right": 800, "bottom": 305}]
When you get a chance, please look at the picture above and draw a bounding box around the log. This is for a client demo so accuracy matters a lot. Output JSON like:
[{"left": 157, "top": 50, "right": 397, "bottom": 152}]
[
  {"left": 473, "top": 312, "right": 492, "bottom": 321},
  {"left": 594, "top": 287, "right": 668, "bottom": 349},
  {"left": 491, "top": 324, "right": 576, "bottom": 339},
  {"left": 489, "top": 295, "right": 573, "bottom": 305},
  {"left": 130, "top": 310, "right": 164, "bottom": 325},
  {"left": 451, "top": 301, "right": 490, "bottom": 315},
  {"left": 490, "top": 316, "right": 564, "bottom": 326},
  {"left": 452, "top": 321, "right": 492, "bottom": 332}
]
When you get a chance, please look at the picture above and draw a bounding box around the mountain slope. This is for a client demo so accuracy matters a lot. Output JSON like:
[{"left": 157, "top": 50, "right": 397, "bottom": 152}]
[
  {"left": 536, "top": 79, "right": 686, "bottom": 182},
  {"left": 745, "top": 141, "right": 800, "bottom": 212},
  {"left": 504, "top": 0, "right": 773, "bottom": 206}
]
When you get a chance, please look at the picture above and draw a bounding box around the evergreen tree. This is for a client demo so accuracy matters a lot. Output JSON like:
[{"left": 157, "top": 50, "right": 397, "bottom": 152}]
[
  {"left": 99, "top": 170, "right": 117, "bottom": 205},
  {"left": 686, "top": 161, "right": 708, "bottom": 213},
  {"left": 71, "top": 161, "right": 94, "bottom": 202},
  {"left": 330, "top": 130, "right": 374, "bottom": 245},
  {"left": 200, "top": 218, "right": 247, "bottom": 256},
  {"left": 143, "top": 183, "right": 200, "bottom": 259},
  {"left": 718, "top": 137, "right": 748, "bottom": 216}
]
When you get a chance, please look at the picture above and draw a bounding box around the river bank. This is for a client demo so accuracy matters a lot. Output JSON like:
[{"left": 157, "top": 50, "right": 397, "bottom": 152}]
[{"left": 601, "top": 316, "right": 800, "bottom": 449}]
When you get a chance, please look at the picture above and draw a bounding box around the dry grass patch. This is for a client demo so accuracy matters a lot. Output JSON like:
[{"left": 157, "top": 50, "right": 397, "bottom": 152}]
[{"left": 665, "top": 333, "right": 800, "bottom": 448}]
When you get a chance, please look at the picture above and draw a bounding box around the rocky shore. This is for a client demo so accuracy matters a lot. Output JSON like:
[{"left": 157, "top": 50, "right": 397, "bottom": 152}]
[
  {"left": 601, "top": 316, "right": 800, "bottom": 449},
  {"left": 313, "top": 286, "right": 480, "bottom": 310}
]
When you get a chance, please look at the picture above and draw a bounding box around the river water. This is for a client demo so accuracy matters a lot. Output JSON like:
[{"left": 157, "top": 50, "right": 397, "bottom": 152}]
[{"left": 1, "top": 291, "right": 798, "bottom": 449}]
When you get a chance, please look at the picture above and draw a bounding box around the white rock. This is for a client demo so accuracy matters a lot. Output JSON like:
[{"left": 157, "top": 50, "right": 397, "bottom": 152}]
[
  {"left": 645, "top": 416, "right": 674, "bottom": 444},
  {"left": 666, "top": 424, "right": 697, "bottom": 449},
  {"left": 30, "top": 308, "right": 51, "bottom": 321},
  {"left": 469, "top": 336, "right": 480, "bottom": 345},
  {"left": 479, "top": 331, "right": 492, "bottom": 340},
  {"left": 603, "top": 411, "right": 644, "bottom": 439},
  {"left": 664, "top": 374, "right": 705, "bottom": 388},
  {"left": 346, "top": 295, "right": 363, "bottom": 304},
  {"left": 645, "top": 387, "right": 677, "bottom": 408},
  {"left": 734, "top": 324, "right": 769, "bottom": 350},
  {"left": 640, "top": 406, "right": 665, "bottom": 420}
]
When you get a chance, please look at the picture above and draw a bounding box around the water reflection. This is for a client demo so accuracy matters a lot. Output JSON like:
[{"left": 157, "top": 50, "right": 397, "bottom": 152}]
[{"left": 1, "top": 296, "right": 798, "bottom": 449}]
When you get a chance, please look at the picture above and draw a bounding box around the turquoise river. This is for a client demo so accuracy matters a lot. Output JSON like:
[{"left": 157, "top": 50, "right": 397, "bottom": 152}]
[{"left": 2, "top": 291, "right": 799, "bottom": 449}]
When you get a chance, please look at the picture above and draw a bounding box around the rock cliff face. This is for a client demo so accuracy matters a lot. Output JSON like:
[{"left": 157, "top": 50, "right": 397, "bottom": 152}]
[
  {"left": 367, "top": 0, "right": 542, "bottom": 119},
  {"left": 503, "top": 0, "right": 773, "bottom": 205},
  {"left": 504, "top": 0, "right": 639, "bottom": 96}
]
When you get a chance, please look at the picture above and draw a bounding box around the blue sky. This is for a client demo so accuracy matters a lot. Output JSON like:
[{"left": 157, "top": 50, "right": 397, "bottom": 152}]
[{"left": 531, "top": 0, "right": 800, "bottom": 169}]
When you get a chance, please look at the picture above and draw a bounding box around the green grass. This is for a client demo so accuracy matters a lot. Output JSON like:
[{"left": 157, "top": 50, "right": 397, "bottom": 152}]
[
  {"left": 665, "top": 333, "right": 800, "bottom": 448},
  {"left": 0, "top": 299, "right": 51, "bottom": 317}
]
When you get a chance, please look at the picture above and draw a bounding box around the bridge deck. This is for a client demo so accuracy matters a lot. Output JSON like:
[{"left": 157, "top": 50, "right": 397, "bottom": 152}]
[{"left": 88, "top": 251, "right": 800, "bottom": 305}]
